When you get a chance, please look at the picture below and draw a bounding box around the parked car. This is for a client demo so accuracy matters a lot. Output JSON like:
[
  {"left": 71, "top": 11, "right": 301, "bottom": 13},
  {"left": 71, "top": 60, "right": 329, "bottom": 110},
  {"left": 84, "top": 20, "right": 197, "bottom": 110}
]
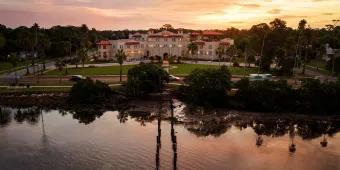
[
  {"left": 249, "top": 74, "right": 272, "bottom": 81},
  {"left": 70, "top": 75, "right": 86, "bottom": 81},
  {"left": 169, "top": 75, "right": 180, "bottom": 81}
]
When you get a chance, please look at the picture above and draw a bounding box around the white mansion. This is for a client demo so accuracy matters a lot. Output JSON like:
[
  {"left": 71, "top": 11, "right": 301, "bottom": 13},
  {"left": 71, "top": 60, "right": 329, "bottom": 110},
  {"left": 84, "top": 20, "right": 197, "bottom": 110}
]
[{"left": 96, "top": 29, "right": 234, "bottom": 61}]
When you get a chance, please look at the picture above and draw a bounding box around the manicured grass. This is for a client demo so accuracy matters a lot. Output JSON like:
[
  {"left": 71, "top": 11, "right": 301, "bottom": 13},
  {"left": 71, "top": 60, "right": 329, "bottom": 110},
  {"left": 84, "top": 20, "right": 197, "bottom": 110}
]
[
  {"left": 0, "top": 61, "right": 32, "bottom": 74},
  {"left": 45, "top": 65, "right": 135, "bottom": 76},
  {"left": 170, "top": 64, "right": 258, "bottom": 75},
  {"left": 45, "top": 64, "right": 258, "bottom": 76},
  {"left": 308, "top": 59, "right": 327, "bottom": 70}
]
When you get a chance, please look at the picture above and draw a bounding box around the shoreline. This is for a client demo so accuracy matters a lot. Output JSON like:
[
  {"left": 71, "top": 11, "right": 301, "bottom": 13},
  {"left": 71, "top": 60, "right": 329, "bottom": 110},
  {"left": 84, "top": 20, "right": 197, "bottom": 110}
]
[{"left": 1, "top": 92, "right": 340, "bottom": 118}]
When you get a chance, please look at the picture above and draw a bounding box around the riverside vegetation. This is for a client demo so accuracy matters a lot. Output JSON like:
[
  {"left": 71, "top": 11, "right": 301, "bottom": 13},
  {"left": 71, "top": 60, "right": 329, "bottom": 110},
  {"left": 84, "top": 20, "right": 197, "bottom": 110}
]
[
  {"left": 1, "top": 64, "right": 339, "bottom": 115},
  {"left": 177, "top": 66, "right": 340, "bottom": 114}
]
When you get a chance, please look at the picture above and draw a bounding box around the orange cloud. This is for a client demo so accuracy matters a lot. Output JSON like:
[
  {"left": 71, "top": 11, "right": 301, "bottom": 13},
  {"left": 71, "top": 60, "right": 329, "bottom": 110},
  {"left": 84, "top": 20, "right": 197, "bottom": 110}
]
[{"left": 0, "top": 0, "right": 339, "bottom": 30}]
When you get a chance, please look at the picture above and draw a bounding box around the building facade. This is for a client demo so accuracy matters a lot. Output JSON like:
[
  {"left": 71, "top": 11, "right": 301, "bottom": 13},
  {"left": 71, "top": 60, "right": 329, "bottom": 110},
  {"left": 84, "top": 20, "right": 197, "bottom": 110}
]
[{"left": 96, "top": 30, "right": 234, "bottom": 61}]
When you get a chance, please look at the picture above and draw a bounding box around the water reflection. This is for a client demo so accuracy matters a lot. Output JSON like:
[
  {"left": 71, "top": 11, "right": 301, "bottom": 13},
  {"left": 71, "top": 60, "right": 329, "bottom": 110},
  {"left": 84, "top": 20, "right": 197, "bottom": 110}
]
[
  {"left": 0, "top": 103, "right": 340, "bottom": 170},
  {"left": 155, "top": 101, "right": 162, "bottom": 170},
  {"left": 0, "top": 107, "right": 11, "bottom": 127},
  {"left": 14, "top": 107, "right": 41, "bottom": 125},
  {"left": 170, "top": 99, "right": 177, "bottom": 170},
  {"left": 60, "top": 107, "right": 105, "bottom": 125},
  {"left": 1, "top": 102, "right": 340, "bottom": 158}
]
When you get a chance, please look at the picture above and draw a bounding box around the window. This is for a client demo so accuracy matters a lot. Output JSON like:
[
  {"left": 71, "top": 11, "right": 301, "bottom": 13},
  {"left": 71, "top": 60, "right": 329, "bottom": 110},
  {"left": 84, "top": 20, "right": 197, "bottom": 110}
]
[
  {"left": 141, "top": 44, "right": 144, "bottom": 48},
  {"left": 209, "top": 45, "right": 212, "bottom": 49},
  {"left": 120, "top": 45, "right": 123, "bottom": 49},
  {"left": 103, "top": 45, "right": 106, "bottom": 49},
  {"left": 164, "top": 38, "right": 168, "bottom": 41},
  {"left": 103, "top": 52, "right": 107, "bottom": 58},
  {"left": 172, "top": 38, "right": 176, "bottom": 42},
  {"left": 112, "top": 45, "right": 115, "bottom": 49},
  {"left": 156, "top": 38, "right": 160, "bottom": 42},
  {"left": 127, "top": 45, "right": 130, "bottom": 49},
  {"left": 209, "top": 51, "right": 213, "bottom": 56},
  {"left": 134, "top": 45, "right": 138, "bottom": 49}
]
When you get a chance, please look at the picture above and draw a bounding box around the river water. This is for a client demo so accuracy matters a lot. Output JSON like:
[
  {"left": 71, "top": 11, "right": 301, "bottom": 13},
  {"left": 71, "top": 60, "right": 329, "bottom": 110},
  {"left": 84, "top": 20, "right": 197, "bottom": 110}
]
[{"left": 0, "top": 100, "right": 339, "bottom": 170}]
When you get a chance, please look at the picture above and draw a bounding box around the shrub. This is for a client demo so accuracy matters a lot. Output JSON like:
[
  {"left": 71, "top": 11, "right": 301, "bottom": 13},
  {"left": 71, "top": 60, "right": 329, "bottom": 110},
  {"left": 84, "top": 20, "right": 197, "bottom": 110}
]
[
  {"left": 125, "top": 64, "right": 169, "bottom": 97},
  {"left": 233, "top": 61, "right": 240, "bottom": 67},
  {"left": 70, "top": 78, "right": 112, "bottom": 104},
  {"left": 299, "top": 79, "right": 340, "bottom": 113},
  {"left": 179, "top": 66, "right": 232, "bottom": 106},
  {"left": 326, "top": 57, "right": 340, "bottom": 74},
  {"left": 235, "top": 79, "right": 297, "bottom": 112},
  {"left": 233, "top": 78, "right": 340, "bottom": 114}
]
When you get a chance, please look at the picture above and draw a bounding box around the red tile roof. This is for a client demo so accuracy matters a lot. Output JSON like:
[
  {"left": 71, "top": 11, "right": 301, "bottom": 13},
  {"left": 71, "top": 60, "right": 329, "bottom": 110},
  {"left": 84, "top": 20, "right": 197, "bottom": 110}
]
[
  {"left": 97, "top": 40, "right": 111, "bottom": 45},
  {"left": 202, "top": 31, "right": 222, "bottom": 36}
]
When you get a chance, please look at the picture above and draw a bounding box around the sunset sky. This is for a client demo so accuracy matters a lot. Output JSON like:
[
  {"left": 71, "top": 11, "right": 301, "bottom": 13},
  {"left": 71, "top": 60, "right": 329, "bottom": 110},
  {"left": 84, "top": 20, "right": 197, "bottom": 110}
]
[{"left": 0, "top": 0, "right": 339, "bottom": 30}]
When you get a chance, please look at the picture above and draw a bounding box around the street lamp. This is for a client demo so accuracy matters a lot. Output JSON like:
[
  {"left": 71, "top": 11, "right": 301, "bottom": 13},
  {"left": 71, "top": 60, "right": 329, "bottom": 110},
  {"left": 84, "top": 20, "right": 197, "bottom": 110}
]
[
  {"left": 331, "top": 19, "right": 340, "bottom": 74},
  {"left": 258, "top": 33, "right": 267, "bottom": 74},
  {"left": 293, "top": 30, "right": 303, "bottom": 76}
]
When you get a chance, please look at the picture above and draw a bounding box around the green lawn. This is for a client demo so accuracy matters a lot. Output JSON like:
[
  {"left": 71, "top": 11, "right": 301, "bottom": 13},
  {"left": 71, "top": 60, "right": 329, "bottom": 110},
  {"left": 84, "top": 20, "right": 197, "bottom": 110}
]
[
  {"left": 170, "top": 64, "right": 257, "bottom": 75},
  {"left": 45, "top": 64, "right": 258, "bottom": 76},
  {"left": 46, "top": 65, "right": 135, "bottom": 76},
  {"left": 308, "top": 59, "right": 327, "bottom": 70},
  {"left": 0, "top": 61, "right": 31, "bottom": 74},
  {"left": 306, "top": 59, "right": 332, "bottom": 75}
]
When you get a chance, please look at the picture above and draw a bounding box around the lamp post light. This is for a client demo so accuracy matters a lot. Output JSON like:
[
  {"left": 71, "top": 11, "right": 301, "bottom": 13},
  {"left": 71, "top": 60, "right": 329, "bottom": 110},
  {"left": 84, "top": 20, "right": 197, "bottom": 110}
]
[{"left": 331, "top": 19, "right": 340, "bottom": 74}]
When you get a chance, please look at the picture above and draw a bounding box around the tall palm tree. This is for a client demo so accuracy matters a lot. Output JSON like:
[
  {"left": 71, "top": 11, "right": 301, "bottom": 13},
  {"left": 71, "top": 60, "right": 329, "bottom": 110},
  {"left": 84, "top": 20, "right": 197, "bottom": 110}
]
[
  {"left": 8, "top": 54, "right": 19, "bottom": 84},
  {"left": 226, "top": 45, "right": 236, "bottom": 67},
  {"left": 187, "top": 42, "right": 198, "bottom": 63},
  {"left": 79, "top": 47, "right": 88, "bottom": 69},
  {"left": 296, "top": 19, "right": 307, "bottom": 74},
  {"left": 216, "top": 45, "right": 225, "bottom": 67},
  {"left": 115, "top": 49, "right": 127, "bottom": 82},
  {"left": 302, "top": 27, "right": 313, "bottom": 75},
  {"left": 55, "top": 59, "right": 65, "bottom": 83}
]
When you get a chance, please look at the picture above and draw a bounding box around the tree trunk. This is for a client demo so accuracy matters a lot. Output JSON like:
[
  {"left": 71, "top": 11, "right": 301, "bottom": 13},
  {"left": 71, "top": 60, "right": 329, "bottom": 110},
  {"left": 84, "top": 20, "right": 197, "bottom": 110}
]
[
  {"left": 120, "top": 64, "right": 122, "bottom": 82},
  {"left": 14, "top": 71, "right": 18, "bottom": 84},
  {"left": 65, "top": 63, "right": 68, "bottom": 75},
  {"left": 26, "top": 64, "right": 29, "bottom": 75},
  {"left": 302, "top": 47, "right": 307, "bottom": 75},
  {"left": 218, "top": 57, "right": 221, "bottom": 67},
  {"left": 43, "top": 59, "right": 46, "bottom": 70}
]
